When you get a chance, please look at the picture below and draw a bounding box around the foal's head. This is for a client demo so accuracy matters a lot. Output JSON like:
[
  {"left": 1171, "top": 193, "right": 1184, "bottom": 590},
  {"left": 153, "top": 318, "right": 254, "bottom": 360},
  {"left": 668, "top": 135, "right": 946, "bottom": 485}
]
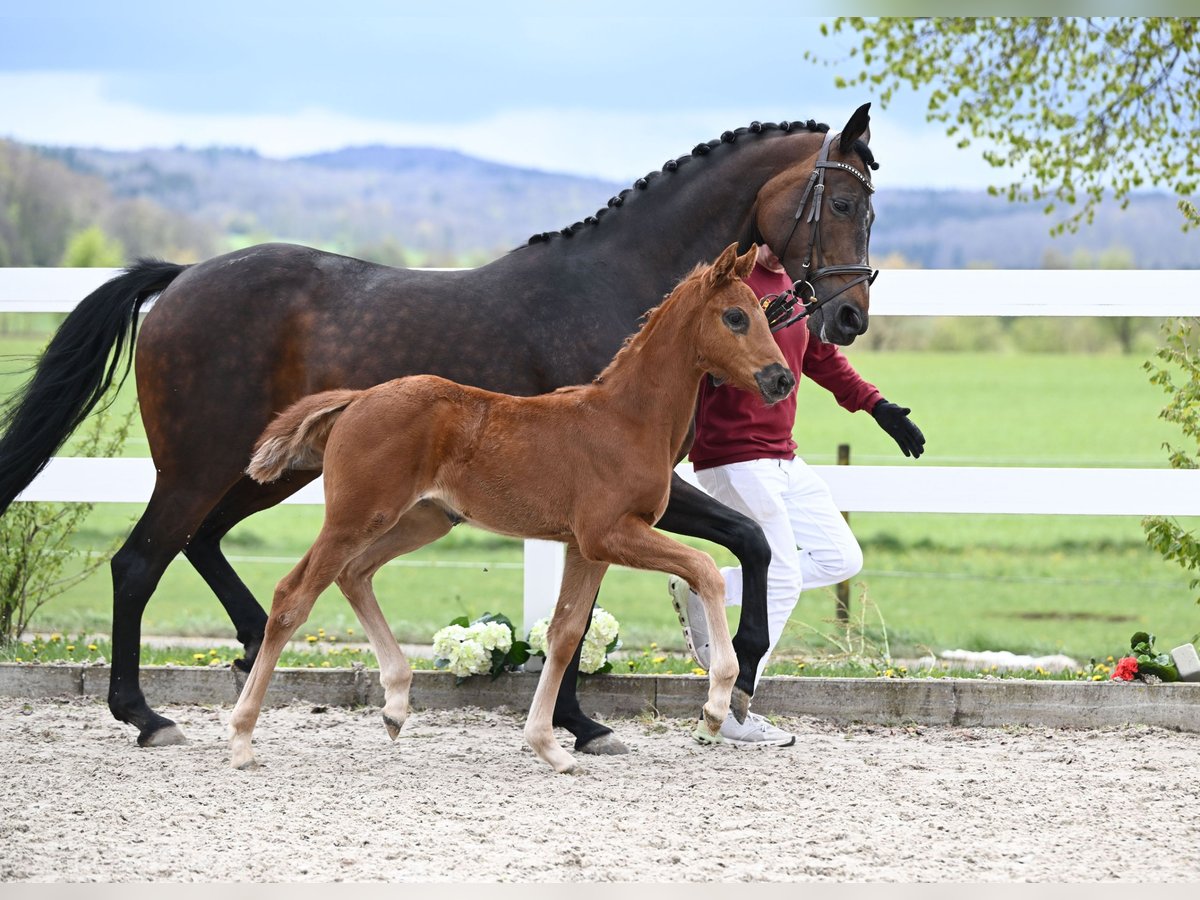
[{"left": 688, "top": 243, "right": 795, "bottom": 406}]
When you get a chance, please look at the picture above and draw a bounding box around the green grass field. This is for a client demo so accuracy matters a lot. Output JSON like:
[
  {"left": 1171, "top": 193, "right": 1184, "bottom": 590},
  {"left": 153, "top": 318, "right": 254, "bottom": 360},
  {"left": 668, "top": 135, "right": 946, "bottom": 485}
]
[{"left": 2, "top": 327, "right": 1197, "bottom": 663}]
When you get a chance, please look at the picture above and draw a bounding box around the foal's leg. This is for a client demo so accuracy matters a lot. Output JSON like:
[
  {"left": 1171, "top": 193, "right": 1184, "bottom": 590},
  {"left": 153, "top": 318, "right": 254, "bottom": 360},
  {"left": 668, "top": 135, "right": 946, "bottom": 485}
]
[
  {"left": 656, "top": 474, "right": 771, "bottom": 722},
  {"left": 228, "top": 527, "right": 384, "bottom": 769},
  {"left": 580, "top": 517, "right": 738, "bottom": 741},
  {"left": 524, "top": 544, "right": 609, "bottom": 774},
  {"left": 334, "top": 501, "right": 454, "bottom": 740}
]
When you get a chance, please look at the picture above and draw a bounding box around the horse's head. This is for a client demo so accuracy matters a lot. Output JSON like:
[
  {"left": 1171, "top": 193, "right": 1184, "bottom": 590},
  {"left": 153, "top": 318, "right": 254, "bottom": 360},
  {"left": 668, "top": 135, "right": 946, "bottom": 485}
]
[
  {"left": 756, "top": 103, "right": 878, "bottom": 346},
  {"left": 692, "top": 243, "right": 795, "bottom": 406}
]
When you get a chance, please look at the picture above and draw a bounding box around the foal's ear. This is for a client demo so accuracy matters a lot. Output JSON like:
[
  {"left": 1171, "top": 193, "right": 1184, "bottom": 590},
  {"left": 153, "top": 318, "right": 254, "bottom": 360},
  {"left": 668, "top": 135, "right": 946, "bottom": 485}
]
[
  {"left": 708, "top": 242, "right": 741, "bottom": 283},
  {"left": 839, "top": 102, "right": 872, "bottom": 154},
  {"left": 734, "top": 245, "right": 757, "bottom": 280}
]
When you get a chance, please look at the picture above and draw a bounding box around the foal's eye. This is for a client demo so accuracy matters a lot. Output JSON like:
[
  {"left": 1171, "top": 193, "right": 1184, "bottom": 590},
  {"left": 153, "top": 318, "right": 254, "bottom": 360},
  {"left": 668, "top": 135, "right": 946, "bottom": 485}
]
[{"left": 722, "top": 308, "right": 749, "bottom": 333}]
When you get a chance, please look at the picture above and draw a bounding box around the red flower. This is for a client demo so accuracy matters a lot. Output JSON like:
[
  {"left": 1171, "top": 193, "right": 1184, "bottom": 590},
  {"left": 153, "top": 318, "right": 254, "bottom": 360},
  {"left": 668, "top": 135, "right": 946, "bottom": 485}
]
[{"left": 1112, "top": 656, "right": 1139, "bottom": 681}]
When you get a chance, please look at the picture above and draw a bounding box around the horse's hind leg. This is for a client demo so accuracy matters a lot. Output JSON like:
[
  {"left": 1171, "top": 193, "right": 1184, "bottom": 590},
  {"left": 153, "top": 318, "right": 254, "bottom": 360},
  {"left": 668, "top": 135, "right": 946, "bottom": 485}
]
[
  {"left": 109, "top": 479, "right": 232, "bottom": 746},
  {"left": 228, "top": 526, "right": 377, "bottom": 769},
  {"left": 183, "top": 471, "right": 319, "bottom": 672},
  {"left": 334, "top": 501, "right": 456, "bottom": 740},
  {"left": 524, "top": 544, "right": 609, "bottom": 774}
]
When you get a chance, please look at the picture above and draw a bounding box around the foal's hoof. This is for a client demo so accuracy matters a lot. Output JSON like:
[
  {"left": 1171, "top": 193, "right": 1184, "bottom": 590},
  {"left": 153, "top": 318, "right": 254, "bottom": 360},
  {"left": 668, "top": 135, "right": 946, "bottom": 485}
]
[
  {"left": 692, "top": 721, "right": 724, "bottom": 746},
  {"left": 577, "top": 732, "right": 629, "bottom": 756},
  {"left": 383, "top": 714, "right": 405, "bottom": 741},
  {"left": 138, "top": 723, "right": 189, "bottom": 748},
  {"left": 232, "top": 757, "right": 260, "bottom": 771},
  {"left": 730, "top": 687, "right": 751, "bottom": 724}
]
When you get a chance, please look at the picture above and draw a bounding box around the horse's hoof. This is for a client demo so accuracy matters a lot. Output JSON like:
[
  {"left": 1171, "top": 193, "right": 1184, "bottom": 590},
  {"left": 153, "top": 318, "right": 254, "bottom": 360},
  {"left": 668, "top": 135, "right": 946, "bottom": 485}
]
[
  {"left": 730, "top": 688, "right": 751, "bottom": 724},
  {"left": 232, "top": 757, "right": 260, "bottom": 771},
  {"left": 138, "top": 724, "right": 189, "bottom": 747},
  {"left": 383, "top": 714, "right": 405, "bottom": 741},
  {"left": 232, "top": 657, "right": 253, "bottom": 674},
  {"left": 577, "top": 732, "right": 629, "bottom": 756},
  {"left": 692, "top": 722, "right": 724, "bottom": 746}
]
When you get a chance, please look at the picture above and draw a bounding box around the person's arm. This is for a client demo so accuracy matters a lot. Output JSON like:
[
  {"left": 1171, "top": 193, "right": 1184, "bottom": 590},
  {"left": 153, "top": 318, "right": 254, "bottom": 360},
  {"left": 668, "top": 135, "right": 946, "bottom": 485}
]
[{"left": 803, "top": 340, "right": 925, "bottom": 458}]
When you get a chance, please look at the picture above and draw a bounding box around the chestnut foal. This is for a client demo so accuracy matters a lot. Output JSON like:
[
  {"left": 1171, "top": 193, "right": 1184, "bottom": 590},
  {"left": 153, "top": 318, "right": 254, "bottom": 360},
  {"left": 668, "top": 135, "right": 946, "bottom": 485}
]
[{"left": 228, "top": 243, "right": 795, "bottom": 773}]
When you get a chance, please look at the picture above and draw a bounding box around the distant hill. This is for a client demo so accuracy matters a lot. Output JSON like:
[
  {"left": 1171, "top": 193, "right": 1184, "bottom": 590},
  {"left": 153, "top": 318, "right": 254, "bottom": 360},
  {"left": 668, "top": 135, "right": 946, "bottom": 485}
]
[{"left": 35, "top": 142, "right": 1198, "bottom": 269}]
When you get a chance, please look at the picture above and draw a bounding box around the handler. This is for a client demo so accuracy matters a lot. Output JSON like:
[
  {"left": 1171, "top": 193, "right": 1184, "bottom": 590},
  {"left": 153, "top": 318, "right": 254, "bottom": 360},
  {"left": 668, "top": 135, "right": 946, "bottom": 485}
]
[{"left": 671, "top": 242, "right": 925, "bottom": 746}]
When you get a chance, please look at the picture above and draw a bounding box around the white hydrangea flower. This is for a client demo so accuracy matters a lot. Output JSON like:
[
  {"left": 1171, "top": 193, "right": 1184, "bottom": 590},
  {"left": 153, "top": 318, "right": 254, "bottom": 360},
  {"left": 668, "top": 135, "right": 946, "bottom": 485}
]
[
  {"left": 446, "top": 637, "right": 489, "bottom": 677},
  {"left": 579, "top": 639, "right": 608, "bottom": 674},
  {"left": 587, "top": 608, "right": 620, "bottom": 649},
  {"left": 432, "top": 624, "right": 471, "bottom": 661},
  {"left": 470, "top": 620, "right": 513, "bottom": 654},
  {"left": 528, "top": 618, "right": 550, "bottom": 656}
]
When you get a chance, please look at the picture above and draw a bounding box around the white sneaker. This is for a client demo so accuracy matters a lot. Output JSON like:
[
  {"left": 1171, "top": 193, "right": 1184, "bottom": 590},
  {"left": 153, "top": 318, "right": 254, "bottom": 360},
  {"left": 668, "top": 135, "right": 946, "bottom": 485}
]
[
  {"left": 668, "top": 575, "right": 710, "bottom": 670},
  {"left": 719, "top": 711, "right": 796, "bottom": 748}
]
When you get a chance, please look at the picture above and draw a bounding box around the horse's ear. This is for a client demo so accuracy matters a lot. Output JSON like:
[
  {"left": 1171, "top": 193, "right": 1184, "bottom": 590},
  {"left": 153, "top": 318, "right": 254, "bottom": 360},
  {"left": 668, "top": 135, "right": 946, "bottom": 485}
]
[
  {"left": 839, "top": 102, "right": 871, "bottom": 154},
  {"left": 734, "top": 245, "right": 757, "bottom": 280},
  {"left": 708, "top": 242, "right": 741, "bottom": 283}
]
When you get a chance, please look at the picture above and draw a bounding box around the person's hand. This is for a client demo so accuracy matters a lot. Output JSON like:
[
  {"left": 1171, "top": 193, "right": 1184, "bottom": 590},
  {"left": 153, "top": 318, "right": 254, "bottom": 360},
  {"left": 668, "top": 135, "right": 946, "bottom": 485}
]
[{"left": 871, "top": 400, "right": 925, "bottom": 458}]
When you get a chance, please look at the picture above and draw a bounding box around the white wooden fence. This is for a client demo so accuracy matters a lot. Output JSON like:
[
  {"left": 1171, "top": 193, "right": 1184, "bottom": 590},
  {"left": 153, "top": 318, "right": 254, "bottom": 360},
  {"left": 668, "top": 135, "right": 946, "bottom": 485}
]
[{"left": 4, "top": 267, "right": 1200, "bottom": 626}]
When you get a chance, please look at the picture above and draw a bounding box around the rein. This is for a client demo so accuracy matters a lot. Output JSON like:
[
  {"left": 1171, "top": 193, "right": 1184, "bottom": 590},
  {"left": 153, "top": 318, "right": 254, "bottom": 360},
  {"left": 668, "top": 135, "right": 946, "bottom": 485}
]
[{"left": 768, "top": 130, "right": 878, "bottom": 332}]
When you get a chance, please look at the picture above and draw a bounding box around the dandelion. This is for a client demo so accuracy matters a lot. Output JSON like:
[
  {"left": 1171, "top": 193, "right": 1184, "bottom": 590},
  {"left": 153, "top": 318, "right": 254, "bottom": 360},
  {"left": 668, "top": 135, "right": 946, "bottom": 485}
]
[
  {"left": 346, "top": 628, "right": 355, "bottom": 636},
  {"left": 321, "top": 660, "right": 331, "bottom": 668},
  {"left": 193, "top": 653, "right": 205, "bottom": 662},
  {"left": 88, "top": 643, "right": 98, "bottom": 652},
  {"left": 208, "top": 658, "right": 223, "bottom": 667},
  {"left": 14, "top": 657, "right": 22, "bottom": 663},
  {"left": 66, "top": 645, "right": 75, "bottom": 653},
  {"left": 653, "top": 656, "right": 666, "bottom": 664},
  {"left": 691, "top": 667, "right": 707, "bottom": 676},
  {"left": 318, "top": 628, "right": 326, "bottom": 637},
  {"left": 650, "top": 642, "right": 658, "bottom": 649},
  {"left": 50, "top": 634, "right": 62, "bottom": 643},
  {"left": 306, "top": 635, "right": 318, "bottom": 644},
  {"left": 209, "top": 648, "right": 218, "bottom": 656}
]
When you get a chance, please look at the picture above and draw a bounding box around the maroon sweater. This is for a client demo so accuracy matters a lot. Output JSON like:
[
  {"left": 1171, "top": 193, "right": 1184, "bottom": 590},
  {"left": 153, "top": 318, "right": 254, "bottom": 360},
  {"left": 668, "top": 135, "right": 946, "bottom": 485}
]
[{"left": 689, "top": 262, "right": 883, "bottom": 471}]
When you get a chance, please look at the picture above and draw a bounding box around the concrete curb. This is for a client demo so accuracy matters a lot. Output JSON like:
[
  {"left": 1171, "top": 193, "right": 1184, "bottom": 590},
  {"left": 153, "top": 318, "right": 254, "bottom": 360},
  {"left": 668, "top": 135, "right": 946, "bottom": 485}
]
[{"left": 1, "top": 663, "right": 1197, "bottom": 732}]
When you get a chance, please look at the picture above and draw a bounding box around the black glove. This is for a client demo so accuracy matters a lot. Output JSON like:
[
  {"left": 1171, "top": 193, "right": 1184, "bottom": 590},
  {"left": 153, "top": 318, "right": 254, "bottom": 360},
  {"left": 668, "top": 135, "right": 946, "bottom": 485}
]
[{"left": 871, "top": 400, "right": 925, "bottom": 459}]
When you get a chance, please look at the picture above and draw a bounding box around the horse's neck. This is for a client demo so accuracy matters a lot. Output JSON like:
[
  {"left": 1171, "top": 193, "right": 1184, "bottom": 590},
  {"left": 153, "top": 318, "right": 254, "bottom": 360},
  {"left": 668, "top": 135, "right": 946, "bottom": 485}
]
[
  {"left": 592, "top": 297, "right": 703, "bottom": 452},
  {"left": 519, "top": 134, "right": 801, "bottom": 304}
]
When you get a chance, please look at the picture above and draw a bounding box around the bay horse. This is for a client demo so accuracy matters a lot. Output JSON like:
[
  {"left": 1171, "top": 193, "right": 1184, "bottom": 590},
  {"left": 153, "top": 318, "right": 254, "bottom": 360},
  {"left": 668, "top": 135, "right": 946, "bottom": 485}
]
[
  {"left": 231, "top": 244, "right": 792, "bottom": 772},
  {"left": 0, "top": 104, "right": 879, "bottom": 753}
]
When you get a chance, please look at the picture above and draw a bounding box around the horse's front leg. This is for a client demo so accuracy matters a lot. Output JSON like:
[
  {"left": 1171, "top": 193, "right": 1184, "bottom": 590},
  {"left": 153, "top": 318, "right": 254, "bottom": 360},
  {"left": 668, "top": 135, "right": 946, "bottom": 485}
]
[
  {"left": 552, "top": 599, "right": 627, "bottom": 755},
  {"left": 656, "top": 473, "right": 770, "bottom": 721},
  {"left": 580, "top": 515, "right": 738, "bottom": 742},
  {"left": 524, "top": 544, "right": 609, "bottom": 773}
]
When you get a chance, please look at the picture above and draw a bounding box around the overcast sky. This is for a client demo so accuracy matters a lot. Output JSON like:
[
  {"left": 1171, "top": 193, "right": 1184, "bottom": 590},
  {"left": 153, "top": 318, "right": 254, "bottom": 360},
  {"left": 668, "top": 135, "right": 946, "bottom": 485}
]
[{"left": 0, "top": 5, "right": 1004, "bottom": 188}]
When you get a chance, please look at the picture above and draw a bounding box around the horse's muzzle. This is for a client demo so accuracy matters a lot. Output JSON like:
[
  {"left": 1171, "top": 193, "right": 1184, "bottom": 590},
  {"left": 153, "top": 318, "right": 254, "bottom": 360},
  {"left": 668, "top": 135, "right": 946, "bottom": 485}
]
[{"left": 755, "top": 363, "right": 796, "bottom": 405}]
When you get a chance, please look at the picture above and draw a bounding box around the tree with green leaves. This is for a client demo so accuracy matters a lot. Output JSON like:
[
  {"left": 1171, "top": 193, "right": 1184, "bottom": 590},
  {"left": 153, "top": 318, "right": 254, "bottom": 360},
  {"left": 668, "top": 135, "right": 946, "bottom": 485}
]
[
  {"left": 812, "top": 17, "right": 1199, "bottom": 233},
  {"left": 1143, "top": 202, "right": 1200, "bottom": 607}
]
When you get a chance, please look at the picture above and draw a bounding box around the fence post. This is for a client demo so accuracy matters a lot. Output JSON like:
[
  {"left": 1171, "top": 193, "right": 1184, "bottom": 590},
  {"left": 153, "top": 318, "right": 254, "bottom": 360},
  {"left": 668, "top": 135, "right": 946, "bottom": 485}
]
[{"left": 836, "top": 443, "right": 851, "bottom": 622}]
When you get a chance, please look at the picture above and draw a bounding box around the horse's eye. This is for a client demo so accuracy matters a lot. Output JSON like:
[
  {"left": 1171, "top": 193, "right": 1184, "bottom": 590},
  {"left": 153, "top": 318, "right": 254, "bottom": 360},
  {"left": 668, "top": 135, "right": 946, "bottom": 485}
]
[
  {"left": 832, "top": 198, "right": 851, "bottom": 214},
  {"left": 722, "top": 308, "right": 749, "bottom": 333}
]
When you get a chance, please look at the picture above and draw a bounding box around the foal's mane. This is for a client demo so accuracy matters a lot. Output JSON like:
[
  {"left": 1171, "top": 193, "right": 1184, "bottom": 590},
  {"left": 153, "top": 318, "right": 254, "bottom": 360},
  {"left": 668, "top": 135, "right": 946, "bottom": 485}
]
[
  {"left": 587, "top": 263, "right": 709, "bottom": 387},
  {"left": 523, "top": 120, "right": 880, "bottom": 248}
]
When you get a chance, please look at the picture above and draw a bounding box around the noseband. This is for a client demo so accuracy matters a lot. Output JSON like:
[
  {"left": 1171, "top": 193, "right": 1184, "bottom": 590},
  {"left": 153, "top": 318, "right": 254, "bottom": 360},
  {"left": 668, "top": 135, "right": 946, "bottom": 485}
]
[{"left": 767, "top": 130, "right": 878, "bottom": 332}]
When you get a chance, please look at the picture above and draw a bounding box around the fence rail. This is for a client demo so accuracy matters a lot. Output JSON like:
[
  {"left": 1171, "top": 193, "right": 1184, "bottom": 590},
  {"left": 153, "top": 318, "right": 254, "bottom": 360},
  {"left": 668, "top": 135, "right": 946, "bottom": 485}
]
[{"left": 3, "top": 267, "right": 1199, "bottom": 626}]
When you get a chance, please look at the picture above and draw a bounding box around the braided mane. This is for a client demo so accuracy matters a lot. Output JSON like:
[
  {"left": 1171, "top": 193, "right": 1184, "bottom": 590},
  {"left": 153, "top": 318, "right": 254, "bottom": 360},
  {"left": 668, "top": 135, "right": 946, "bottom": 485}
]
[{"left": 523, "top": 119, "right": 879, "bottom": 247}]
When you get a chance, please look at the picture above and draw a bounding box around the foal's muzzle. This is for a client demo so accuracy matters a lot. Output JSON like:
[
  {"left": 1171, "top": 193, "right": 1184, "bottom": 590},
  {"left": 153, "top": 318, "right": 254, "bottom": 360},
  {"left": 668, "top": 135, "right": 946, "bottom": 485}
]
[{"left": 755, "top": 363, "right": 796, "bottom": 405}]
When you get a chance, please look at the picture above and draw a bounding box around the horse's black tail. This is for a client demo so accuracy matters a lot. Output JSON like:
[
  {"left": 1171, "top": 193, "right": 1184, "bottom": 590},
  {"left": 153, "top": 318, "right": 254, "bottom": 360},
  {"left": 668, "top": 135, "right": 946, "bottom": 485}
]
[{"left": 0, "top": 259, "right": 188, "bottom": 515}]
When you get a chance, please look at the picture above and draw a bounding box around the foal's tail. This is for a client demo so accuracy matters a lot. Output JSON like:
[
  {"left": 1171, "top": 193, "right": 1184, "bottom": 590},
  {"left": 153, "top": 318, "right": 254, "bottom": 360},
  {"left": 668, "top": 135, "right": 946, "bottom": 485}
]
[
  {"left": 0, "top": 260, "right": 188, "bottom": 516},
  {"left": 246, "top": 390, "right": 362, "bottom": 484}
]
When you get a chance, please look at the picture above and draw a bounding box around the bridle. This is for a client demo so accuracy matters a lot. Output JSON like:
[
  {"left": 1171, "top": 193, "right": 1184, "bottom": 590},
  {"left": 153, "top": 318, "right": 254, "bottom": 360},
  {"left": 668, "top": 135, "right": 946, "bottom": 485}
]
[{"left": 765, "top": 130, "right": 878, "bottom": 332}]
